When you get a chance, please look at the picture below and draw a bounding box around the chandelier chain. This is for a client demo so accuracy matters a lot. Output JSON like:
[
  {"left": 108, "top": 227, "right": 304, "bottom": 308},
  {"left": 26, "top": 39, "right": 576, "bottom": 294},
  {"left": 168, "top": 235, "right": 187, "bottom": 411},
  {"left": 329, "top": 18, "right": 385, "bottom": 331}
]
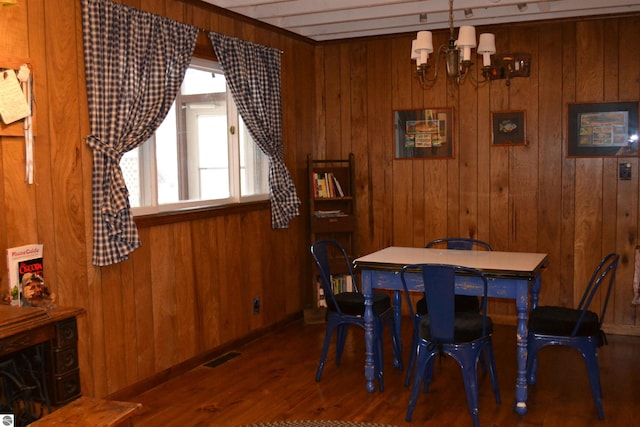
[{"left": 448, "top": 0, "right": 454, "bottom": 40}]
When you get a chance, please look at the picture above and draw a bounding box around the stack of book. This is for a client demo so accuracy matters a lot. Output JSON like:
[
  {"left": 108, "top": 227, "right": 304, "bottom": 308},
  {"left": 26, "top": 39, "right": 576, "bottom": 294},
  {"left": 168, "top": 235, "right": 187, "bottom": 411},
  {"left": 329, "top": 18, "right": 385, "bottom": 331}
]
[
  {"left": 312, "top": 172, "right": 344, "bottom": 198},
  {"left": 316, "top": 274, "right": 353, "bottom": 308},
  {"left": 313, "top": 210, "right": 347, "bottom": 218}
]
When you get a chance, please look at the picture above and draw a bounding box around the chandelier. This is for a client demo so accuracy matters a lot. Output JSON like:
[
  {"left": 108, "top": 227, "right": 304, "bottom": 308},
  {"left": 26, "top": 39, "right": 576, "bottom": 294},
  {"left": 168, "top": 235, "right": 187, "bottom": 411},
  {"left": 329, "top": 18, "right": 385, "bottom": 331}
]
[{"left": 411, "top": 0, "right": 531, "bottom": 89}]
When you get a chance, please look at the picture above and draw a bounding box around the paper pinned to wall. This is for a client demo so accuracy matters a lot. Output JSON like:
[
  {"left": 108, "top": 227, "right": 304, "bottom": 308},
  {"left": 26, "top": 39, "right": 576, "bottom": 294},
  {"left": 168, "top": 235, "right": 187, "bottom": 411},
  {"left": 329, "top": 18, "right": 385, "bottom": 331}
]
[
  {"left": 0, "top": 69, "right": 31, "bottom": 124},
  {"left": 17, "top": 64, "right": 34, "bottom": 184}
]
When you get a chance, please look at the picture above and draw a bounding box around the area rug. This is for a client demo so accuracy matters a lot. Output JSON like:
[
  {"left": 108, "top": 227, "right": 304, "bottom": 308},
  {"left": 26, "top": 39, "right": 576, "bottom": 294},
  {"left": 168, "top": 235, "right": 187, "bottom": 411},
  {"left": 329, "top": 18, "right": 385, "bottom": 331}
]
[{"left": 238, "top": 422, "right": 398, "bottom": 427}]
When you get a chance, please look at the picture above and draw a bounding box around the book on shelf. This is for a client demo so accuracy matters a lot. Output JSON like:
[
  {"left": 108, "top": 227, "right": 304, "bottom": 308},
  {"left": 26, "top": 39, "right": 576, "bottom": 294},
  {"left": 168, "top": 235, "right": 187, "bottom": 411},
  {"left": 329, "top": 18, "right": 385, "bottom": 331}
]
[
  {"left": 332, "top": 174, "right": 345, "bottom": 197},
  {"left": 326, "top": 173, "right": 335, "bottom": 196},
  {"left": 6, "top": 243, "right": 43, "bottom": 307},
  {"left": 315, "top": 172, "right": 326, "bottom": 197},
  {"left": 312, "top": 176, "right": 317, "bottom": 198},
  {"left": 317, "top": 279, "right": 327, "bottom": 307}
]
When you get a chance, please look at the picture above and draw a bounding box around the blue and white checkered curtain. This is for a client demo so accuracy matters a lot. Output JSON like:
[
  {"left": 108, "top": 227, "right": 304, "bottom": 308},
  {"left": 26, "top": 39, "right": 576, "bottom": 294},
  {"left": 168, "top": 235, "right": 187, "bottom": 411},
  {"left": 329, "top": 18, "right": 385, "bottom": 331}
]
[
  {"left": 209, "top": 33, "right": 301, "bottom": 229},
  {"left": 82, "top": 0, "right": 198, "bottom": 265}
]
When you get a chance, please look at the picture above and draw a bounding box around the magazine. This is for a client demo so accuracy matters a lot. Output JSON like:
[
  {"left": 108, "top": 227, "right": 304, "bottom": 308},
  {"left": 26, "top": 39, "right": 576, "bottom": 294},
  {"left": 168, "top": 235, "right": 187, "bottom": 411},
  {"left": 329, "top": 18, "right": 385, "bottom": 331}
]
[{"left": 6, "top": 244, "right": 43, "bottom": 306}]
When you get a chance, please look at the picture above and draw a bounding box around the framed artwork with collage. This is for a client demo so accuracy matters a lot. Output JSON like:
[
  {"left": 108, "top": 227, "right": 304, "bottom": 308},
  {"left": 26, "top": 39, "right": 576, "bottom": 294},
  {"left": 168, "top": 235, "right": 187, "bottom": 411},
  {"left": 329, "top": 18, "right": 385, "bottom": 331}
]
[
  {"left": 393, "top": 108, "right": 454, "bottom": 159},
  {"left": 567, "top": 101, "right": 639, "bottom": 157}
]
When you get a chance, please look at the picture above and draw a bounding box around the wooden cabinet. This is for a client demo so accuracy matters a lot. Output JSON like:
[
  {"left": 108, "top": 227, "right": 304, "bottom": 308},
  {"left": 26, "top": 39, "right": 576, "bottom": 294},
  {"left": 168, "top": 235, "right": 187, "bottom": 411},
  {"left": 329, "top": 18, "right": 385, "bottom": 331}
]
[{"left": 307, "top": 153, "right": 356, "bottom": 311}]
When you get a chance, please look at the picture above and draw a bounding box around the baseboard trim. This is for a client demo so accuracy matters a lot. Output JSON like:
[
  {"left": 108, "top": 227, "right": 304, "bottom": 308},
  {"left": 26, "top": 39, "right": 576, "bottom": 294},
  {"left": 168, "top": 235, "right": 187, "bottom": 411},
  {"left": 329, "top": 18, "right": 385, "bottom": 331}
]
[
  {"left": 106, "top": 312, "right": 302, "bottom": 401},
  {"left": 602, "top": 323, "right": 640, "bottom": 337}
]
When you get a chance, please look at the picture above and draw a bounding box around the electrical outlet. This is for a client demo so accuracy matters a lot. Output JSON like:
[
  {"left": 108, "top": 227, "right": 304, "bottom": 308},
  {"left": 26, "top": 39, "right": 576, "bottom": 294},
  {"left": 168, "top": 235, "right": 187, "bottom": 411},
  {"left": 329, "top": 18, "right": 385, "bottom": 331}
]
[
  {"left": 253, "top": 297, "right": 260, "bottom": 315},
  {"left": 619, "top": 162, "right": 632, "bottom": 180}
]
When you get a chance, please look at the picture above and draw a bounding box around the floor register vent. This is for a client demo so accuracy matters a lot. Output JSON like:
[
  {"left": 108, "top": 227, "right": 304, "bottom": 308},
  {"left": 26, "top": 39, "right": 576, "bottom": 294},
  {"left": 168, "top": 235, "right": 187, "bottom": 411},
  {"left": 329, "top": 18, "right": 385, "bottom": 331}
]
[{"left": 203, "top": 351, "right": 241, "bottom": 368}]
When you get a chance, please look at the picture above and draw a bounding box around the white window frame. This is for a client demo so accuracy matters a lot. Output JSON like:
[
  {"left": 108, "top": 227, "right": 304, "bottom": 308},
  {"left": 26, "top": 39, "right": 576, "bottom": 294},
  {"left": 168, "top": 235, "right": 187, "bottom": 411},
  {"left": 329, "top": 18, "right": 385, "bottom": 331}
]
[{"left": 127, "top": 57, "right": 269, "bottom": 217}]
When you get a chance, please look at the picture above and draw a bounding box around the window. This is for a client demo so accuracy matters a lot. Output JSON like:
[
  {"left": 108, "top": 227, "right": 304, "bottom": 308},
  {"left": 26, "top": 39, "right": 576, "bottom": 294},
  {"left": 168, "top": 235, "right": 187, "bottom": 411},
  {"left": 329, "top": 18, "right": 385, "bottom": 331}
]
[{"left": 121, "top": 58, "right": 270, "bottom": 215}]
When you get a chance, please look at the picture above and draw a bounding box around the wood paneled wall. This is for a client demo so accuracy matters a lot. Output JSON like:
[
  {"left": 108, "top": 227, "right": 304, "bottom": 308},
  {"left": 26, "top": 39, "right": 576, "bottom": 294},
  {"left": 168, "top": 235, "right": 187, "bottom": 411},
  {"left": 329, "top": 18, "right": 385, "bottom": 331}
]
[
  {"left": 314, "top": 16, "right": 640, "bottom": 332},
  {"left": 0, "top": 0, "right": 315, "bottom": 398},
  {"left": 1, "top": 0, "right": 639, "bottom": 401}
]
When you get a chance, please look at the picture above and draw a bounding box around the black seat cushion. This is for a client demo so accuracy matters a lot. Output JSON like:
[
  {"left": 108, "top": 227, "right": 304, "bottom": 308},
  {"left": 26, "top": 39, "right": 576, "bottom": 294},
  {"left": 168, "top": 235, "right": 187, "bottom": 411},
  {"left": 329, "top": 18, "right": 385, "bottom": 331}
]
[
  {"left": 416, "top": 295, "right": 480, "bottom": 315},
  {"left": 528, "top": 305, "right": 600, "bottom": 337},
  {"left": 419, "top": 312, "right": 493, "bottom": 343},
  {"left": 328, "top": 292, "right": 391, "bottom": 316}
]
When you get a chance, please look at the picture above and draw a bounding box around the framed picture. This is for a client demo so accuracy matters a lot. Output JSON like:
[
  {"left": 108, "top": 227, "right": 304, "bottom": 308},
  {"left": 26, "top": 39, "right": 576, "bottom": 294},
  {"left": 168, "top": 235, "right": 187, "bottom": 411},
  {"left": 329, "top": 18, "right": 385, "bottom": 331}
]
[
  {"left": 394, "top": 108, "right": 454, "bottom": 159},
  {"left": 567, "top": 101, "right": 639, "bottom": 157},
  {"left": 491, "top": 110, "right": 526, "bottom": 146}
]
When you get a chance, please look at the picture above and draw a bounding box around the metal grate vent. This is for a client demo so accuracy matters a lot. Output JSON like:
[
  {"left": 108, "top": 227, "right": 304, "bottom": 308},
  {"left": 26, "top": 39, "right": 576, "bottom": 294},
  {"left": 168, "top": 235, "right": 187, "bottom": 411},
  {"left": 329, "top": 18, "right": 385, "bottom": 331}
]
[{"left": 203, "top": 351, "right": 240, "bottom": 368}]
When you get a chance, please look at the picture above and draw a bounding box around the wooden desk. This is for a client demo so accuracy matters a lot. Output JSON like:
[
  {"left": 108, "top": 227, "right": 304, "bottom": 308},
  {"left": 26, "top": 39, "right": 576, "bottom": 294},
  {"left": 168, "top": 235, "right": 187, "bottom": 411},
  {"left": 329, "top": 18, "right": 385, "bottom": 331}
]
[
  {"left": 0, "top": 305, "right": 85, "bottom": 410},
  {"left": 354, "top": 246, "right": 548, "bottom": 415}
]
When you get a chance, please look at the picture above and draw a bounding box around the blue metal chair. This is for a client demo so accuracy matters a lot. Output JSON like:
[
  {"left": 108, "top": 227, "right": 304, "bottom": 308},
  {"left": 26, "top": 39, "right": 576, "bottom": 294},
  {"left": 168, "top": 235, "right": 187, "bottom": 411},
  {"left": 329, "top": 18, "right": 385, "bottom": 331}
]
[
  {"left": 404, "top": 238, "right": 492, "bottom": 386},
  {"left": 401, "top": 264, "right": 501, "bottom": 426},
  {"left": 425, "top": 237, "right": 493, "bottom": 251},
  {"left": 311, "top": 240, "right": 402, "bottom": 391},
  {"left": 526, "top": 253, "right": 619, "bottom": 420}
]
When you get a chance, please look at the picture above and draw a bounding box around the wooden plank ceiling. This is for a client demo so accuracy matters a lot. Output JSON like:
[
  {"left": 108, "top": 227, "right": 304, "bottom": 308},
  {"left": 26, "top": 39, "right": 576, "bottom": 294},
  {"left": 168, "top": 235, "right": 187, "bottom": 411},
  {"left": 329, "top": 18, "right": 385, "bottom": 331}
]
[{"left": 199, "top": 0, "right": 640, "bottom": 41}]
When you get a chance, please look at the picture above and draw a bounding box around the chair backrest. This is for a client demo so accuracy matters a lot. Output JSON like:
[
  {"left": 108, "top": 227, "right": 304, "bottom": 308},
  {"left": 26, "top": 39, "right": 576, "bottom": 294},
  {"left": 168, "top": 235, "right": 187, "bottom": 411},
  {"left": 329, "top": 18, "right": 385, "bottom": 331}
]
[
  {"left": 425, "top": 237, "right": 492, "bottom": 251},
  {"left": 310, "top": 240, "right": 358, "bottom": 314},
  {"left": 573, "top": 253, "right": 620, "bottom": 334},
  {"left": 400, "top": 263, "right": 489, "bottom": 343}
]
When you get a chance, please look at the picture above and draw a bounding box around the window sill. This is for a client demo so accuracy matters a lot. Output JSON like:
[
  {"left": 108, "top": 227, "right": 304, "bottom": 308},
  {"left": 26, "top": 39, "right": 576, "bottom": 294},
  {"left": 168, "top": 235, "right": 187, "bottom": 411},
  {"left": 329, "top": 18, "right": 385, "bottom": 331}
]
[{"left": 133, "top": 200, "right": 271, "bottom": 228}]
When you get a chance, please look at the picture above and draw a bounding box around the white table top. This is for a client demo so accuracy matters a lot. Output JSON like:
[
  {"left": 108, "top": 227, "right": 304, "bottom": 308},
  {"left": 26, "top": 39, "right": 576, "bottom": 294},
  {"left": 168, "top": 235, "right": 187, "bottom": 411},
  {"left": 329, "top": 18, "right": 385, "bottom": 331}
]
[{"left": 354, "top": 246, "right": 548, "bottom": 279}]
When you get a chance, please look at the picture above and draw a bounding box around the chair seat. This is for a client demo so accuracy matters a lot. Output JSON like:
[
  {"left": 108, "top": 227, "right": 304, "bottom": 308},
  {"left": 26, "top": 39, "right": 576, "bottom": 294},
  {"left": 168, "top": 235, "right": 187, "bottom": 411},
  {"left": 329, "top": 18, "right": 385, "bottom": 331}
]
[
  {"left": 419, "top": 312, "right": 494, "bottom": 343},
  {"left": 330, "top": 292, "right": 391, "bottom": 316},
  {"left": 416, "top": 295, "right": 480, "bottom": 315},
  {"left": 528, "top": 305, "right": 600, "bottom": 337}
]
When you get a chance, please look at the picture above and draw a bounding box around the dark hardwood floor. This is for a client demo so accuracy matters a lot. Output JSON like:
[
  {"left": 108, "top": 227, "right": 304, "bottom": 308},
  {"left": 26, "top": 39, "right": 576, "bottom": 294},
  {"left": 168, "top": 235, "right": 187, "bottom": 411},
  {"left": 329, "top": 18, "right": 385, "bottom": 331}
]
[{"left": 127, "top": 318, "right": 640, "bottom": 426}]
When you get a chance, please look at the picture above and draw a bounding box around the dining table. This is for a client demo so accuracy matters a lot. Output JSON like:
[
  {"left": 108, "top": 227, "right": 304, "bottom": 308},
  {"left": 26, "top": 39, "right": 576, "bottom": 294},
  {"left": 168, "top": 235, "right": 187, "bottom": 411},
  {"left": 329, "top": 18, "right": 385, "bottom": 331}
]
[{"left": 354, "top": 246, "right": 549, "bottom": 415}]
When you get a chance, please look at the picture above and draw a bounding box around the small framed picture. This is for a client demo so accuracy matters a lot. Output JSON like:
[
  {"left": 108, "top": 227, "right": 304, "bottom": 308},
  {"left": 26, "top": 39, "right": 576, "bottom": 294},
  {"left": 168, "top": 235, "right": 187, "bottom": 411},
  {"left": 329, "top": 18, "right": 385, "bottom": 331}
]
[{"left": 491, "top": 110, "right": 526, "bottom": 146}]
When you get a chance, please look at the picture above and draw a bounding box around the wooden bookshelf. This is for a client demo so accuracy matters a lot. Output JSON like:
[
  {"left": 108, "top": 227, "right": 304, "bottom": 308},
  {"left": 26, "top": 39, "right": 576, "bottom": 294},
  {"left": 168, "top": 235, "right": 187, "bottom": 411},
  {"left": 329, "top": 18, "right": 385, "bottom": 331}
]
[{"left": 307, "top": 153, "right": 356, "bottom": 312}]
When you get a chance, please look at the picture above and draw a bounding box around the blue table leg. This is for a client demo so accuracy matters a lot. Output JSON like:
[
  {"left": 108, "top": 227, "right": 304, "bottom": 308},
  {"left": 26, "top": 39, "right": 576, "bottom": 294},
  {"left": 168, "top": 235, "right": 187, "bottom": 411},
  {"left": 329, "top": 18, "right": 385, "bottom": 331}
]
[
  {"left": 514, "top": 279, "right": 530, "bottom": 415},
  {"left": 361, "top": 270, "right": 376, "bottom": 393},
  {"left": 531, "top": 274, "right": 541, "bottom": 310},
  {"left": 393, "top": 290, "right": 403, "bottom": 368}
]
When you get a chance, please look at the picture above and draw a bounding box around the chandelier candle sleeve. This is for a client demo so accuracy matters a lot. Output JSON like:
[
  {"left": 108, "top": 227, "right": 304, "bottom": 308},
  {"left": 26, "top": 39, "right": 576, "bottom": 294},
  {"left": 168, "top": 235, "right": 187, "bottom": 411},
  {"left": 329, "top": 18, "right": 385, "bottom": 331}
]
[
  {"left": 456, "top": 26, "right": 476, "bottom": 61},
  {"left": 477, "top": 33, "right": 496, "bottom": 67},
  {"left": 414, "top": 31, "right": 433, "bottom": 66},
  {"left": 411, "top": 40, "right": 419, "bottom": 63}
]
